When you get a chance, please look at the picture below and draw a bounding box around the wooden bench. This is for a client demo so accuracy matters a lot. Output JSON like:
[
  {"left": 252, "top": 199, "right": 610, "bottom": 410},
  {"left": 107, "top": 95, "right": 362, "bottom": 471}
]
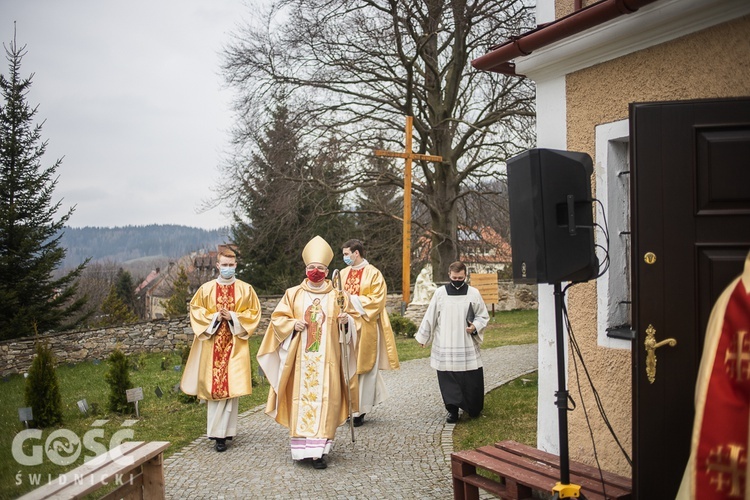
[
  {"left": 452, "top": 440, "right": 632, "bottom": 500},
  {"left": 19, "top": 441, "right": 170, "bottom": 500}
]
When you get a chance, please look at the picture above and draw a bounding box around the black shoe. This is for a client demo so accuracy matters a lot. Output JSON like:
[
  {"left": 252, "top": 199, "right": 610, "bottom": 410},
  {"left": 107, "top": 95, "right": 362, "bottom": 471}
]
[
  {"left": 446, "top": 412, "right": 459, "bottom": 424},
  {"left": 215, "top": 438, "right": 227, "bottom": 452},
  {"left": 312, "top": 457, "right": 327, "bottom": 469},
  {"left": 353, "top": 413, "right": 366, "bottom": 427}
]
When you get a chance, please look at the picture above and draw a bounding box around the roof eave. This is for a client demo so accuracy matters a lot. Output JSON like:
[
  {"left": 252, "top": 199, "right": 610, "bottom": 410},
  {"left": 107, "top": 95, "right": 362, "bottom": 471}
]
[{"left": 471, "top": 0, "right": 660, "bottom": 75}]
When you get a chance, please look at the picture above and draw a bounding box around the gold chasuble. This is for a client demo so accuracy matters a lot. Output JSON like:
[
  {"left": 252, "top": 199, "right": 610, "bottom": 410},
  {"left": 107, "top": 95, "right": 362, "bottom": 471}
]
[
  {"left": 181, "top": 279, "right": 261, "bottom": 401},
  {"left": 257, "top": 279, "right": 357, "bottom": 457},
  {"left": 341, "top": 264, "right": 400, "bottom": 374}
]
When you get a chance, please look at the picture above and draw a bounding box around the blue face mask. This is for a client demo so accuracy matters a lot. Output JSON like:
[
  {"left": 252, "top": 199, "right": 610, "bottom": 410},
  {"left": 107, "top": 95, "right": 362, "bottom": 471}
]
[
  {"left": 343, "top": 255, "right": 354, "bottom": 266},
  {"left": 219, "top": 267, "right": 236, "bottom": 279}
]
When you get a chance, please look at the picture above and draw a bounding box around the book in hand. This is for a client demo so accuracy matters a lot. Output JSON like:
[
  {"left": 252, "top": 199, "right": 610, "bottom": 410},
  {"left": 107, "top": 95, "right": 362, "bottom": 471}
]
[{"left": 466, "top": 304, "right": 475, "bottom": 326}]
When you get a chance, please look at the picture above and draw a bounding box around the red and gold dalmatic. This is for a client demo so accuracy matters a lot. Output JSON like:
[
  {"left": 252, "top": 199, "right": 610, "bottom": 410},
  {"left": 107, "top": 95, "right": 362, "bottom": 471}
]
[
  {"left": 181, "top": 279, "right": 261, "bottom": 401},
  {"left": 678, "top": 251, "right": 750, "bottom": 499},
  {"left": 340, "top": 264, "right": 400, "bottom": 375}
]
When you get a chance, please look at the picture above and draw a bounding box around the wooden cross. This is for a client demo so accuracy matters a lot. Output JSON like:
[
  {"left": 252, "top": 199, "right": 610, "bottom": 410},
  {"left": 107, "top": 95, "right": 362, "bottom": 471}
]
[{"left": 375, "top": 116, "right": 442, "bottom": 305}]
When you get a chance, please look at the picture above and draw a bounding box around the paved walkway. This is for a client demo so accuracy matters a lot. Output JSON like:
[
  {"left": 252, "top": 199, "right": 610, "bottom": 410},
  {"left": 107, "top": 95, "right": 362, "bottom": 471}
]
[{"left": 163, "top": 344, "right": 538, "bottom": 499}]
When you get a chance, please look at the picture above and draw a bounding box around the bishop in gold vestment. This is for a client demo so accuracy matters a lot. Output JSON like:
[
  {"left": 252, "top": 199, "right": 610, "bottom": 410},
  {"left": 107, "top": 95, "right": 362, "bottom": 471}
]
[
  {"left": 257, "top": 236, "right": 356, "bottom": 469},
  {"left": 181, "top": 249, "right": 261, "bottom": 452}
]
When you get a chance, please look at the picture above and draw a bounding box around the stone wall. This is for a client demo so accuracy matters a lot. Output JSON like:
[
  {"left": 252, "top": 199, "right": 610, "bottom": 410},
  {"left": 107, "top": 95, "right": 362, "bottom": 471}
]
[
  {"left": 0, "top": 318, "right": 194, "bottom": 378},
  {"left": 496, "top": 280, "right": 538, "bottom": 312},
  {"left": 0, "top": 286, "right": 535, "bottom": 377}
]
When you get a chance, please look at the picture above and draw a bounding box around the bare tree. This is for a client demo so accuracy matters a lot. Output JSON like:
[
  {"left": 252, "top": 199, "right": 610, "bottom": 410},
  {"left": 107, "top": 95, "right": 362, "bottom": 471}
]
[
  {"left": 222, "top": 0, "right": 535, "bottom": 278},
  {"left": 66, "top": 260, "right": 119, "bottom": 327}
]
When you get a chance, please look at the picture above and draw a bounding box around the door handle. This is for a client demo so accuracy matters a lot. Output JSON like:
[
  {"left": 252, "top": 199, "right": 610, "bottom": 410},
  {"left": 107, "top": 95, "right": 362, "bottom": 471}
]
[{"left": 644, "top": 324, "right": 677, "bottom": 384}]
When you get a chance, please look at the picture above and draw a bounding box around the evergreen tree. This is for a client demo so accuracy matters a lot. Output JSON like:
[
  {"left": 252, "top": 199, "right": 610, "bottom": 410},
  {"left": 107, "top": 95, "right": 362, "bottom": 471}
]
[
  {"left": 114, "top": 268, "right": 137, "bottom": 315},
  {"left": 24, "top": 337, "right": 63, "bottom": 427},
  {"left": 164, "top": 266, "right": 189, "bottom": 318},
  {"left": 97, "top": 285, "right": 138, "bottom": 327},
  {"left": 0, "top": 35, "right": 88, "bottom": 340},
  {"left": 231, "top": 101, "right": 354, "bottom": 293},
  {"left": 104, "top": 349, "right": 133, "bottom": 414}
]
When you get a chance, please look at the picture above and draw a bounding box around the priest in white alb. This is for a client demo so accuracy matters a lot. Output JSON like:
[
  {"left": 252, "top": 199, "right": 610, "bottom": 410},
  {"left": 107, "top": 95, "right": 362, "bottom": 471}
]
[
  {"left": 181, "top": 248, "right": 262, "bottom": 452},
  {"left": 257, "top": 235, "right": 356, "bottom": 470}
]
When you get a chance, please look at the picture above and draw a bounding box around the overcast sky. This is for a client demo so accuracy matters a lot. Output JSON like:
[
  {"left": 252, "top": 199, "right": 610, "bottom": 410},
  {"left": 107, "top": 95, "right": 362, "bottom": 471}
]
[{"left": 1, "top": 1, "right": 255, "bottom": 230}]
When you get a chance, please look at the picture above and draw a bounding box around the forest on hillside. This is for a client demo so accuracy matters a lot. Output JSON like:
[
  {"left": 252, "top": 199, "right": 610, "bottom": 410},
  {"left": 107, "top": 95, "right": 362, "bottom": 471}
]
[{"left": 58, "top": 225, "right": 231, "bottom": 269}]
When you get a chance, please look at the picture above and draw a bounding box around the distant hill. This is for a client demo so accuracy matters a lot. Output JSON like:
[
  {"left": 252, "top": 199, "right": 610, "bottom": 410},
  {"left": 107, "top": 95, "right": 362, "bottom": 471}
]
[{"left": 58, "top": 225, "right": 231, "bottom": 269}]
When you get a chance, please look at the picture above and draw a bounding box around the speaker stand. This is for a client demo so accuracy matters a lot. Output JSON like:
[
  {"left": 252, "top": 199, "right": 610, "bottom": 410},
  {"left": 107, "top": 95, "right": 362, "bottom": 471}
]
[{"left": 551, "top": 282, "right": 585, "bottom": 499}]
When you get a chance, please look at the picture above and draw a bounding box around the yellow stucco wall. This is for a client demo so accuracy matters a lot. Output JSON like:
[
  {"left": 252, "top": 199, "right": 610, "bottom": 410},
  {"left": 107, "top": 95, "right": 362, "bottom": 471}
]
[
  {"left": 556, "top": 1, "right": 597, "bottom": 19},
  {"left": 564, "top": 15, "right": 750, "bottom": 476}
]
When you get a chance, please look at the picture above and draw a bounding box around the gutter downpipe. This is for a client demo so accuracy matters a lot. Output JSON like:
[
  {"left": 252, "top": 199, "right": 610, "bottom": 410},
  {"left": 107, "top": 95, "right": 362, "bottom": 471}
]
[{"left": 471, "top": 0, "right": 660, "bottom": 75}]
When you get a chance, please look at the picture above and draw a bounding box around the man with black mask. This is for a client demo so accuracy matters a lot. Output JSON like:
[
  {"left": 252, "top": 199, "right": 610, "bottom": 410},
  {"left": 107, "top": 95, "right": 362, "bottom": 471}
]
[{"left": 415, "top": 261, "right": 490, "bottom": 424}]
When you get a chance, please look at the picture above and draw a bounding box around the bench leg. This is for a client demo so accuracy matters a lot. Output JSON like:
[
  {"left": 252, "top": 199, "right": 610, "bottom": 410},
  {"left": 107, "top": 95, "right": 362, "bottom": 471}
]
[
  {"left": 504, "top": 478, "right": 532, "bottom": 500},
  {"left": 141, "top": 453, "right": 165, "bottom": 500},
  {"left": 452, "top": 459, "right": 480, "bottom": 500}
]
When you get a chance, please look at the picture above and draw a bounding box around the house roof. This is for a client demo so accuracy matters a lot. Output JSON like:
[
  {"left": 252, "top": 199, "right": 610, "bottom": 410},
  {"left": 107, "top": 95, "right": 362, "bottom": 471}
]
[
  {"left": 193, "top": 251, "right": 217, "bottom": 271},
  {"left": 135, "top": 269, "right": 161, "bottom": 296},
  {"left": 415, "top": 226, "right": 512, "bottom": 264}
]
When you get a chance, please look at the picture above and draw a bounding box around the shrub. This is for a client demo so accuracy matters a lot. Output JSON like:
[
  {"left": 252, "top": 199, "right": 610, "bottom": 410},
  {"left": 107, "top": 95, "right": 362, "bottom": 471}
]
[
  {"left": 389, "top": 313, "right": 417, "bottom": 337},
  {"left": 127, "top": 353, "right": 146, "bottom": 372},
  {"left": 24, "top": 341, "right": 63, "bottom": 427},
  {"left": 105, "top": 349, "right": 134, "bottom": 414},
  {"left": 129, "top": 352, "right": 147, "bottom": 371}
]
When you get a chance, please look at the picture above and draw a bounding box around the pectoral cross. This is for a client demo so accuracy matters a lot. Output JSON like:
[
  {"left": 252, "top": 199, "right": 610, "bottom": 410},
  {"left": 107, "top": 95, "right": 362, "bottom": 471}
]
[{"left": 375, "top": 116, "right": 442, "bottom": 305}]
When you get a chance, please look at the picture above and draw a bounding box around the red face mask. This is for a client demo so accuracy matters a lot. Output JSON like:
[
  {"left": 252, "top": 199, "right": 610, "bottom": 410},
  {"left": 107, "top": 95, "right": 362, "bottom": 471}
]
[{"left": 306, "top": 269, "right": 326, "bottom": 283}]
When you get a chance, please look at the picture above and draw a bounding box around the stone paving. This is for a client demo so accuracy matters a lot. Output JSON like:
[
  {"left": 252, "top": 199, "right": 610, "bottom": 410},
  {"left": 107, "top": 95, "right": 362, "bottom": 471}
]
[{"left": 163, "top": 344, "right": 538, "bottom": 499}]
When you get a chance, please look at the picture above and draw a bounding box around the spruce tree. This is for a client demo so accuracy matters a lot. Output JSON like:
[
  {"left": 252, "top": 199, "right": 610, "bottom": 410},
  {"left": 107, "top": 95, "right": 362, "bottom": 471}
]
[
  {"left": 0, "top": 34, "right": 89, "bottom": 340},
  {"left": 104, "top": 349, "right": 133, "bottom": 414},
  {"left": 97, "top": 285, "right": 138, "bottom": 327},
  {"left": 164, "top": 266, "right": 189, "bottom": 318},
  {"left": 24, "top": 338, "right": 63, "bottom": 427},
  {"left": 231, "top": 101, "right": 354, "bottom": 293},
  {"left": 114, "top": 268, "right": 137, "bottom": 316}
]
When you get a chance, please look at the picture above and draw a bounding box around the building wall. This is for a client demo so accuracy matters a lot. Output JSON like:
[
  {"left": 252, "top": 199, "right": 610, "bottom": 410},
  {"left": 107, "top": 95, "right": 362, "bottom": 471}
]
[{"left": 564, "top": 15, "right": 750, "bottom": 476}]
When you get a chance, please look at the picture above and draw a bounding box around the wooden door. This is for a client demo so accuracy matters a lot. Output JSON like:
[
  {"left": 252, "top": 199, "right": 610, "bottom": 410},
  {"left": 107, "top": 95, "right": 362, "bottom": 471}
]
[{"left": 631, "top": 97, "right": 750, "bottom": 499}]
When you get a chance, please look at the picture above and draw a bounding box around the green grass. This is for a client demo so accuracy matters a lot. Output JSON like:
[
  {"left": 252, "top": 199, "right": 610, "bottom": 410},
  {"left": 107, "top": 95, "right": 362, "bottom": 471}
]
[
  {"left": 452, "top": 371, "right": 538, "bottom": 450},
  {"left": 394, "top": 308, "right": 538, "bottom": 361},
  {"left": 0, "top": 309, "right": 538, "bottom": 499}
]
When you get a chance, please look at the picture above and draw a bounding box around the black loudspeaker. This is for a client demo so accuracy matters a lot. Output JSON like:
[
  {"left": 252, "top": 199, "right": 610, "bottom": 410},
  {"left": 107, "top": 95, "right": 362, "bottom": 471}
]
[{"left": 507, "top": 148, "right": 599, "bottom": 284}]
